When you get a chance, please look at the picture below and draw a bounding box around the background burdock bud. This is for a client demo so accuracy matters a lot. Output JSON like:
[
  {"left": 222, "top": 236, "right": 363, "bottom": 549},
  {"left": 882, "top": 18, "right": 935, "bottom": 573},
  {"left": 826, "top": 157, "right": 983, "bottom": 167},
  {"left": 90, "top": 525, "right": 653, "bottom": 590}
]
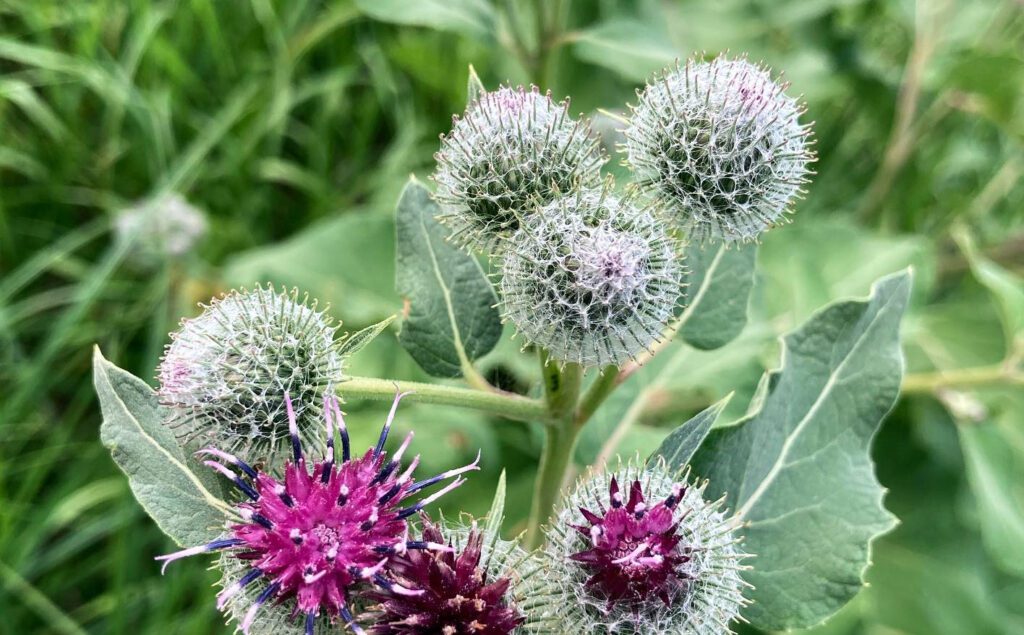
[
  {"left": 433, "top": 85, "right": 606, "bottom": 252},
  {"left": 542, "top": 460, "right": 748, "bottom": 634},
  {"left": 114, "top": 192, "right": 207, "bottom": 266},
  {"left": 498, "top": 189, "right": 684, "bottom": 367},
  {"left": 158, "top": 285, "right": 343, "bottom": 463},
  {"left": 368, "top": 515, "right": 545, "bottom": 634},
  {"left": 625, "top": 55, "right": 814, "bottom": 242}
]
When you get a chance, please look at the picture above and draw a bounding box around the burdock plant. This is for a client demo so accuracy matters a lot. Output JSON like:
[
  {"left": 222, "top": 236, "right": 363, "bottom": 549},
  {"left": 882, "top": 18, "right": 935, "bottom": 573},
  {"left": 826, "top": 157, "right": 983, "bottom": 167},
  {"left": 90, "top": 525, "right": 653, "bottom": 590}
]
[
  {"left": 96, "top": 51, "right": 909, "bottom": 635},
  {"left": 158, "top": 393, "right": 479, "bottom": 634},
  {"left": 158, "top": 286, "right": 344, "bottom": 463},
  {"left": 543, "top": 461, "right": 747, "bottom": 633},
  {"left": 499, "top": 188, "right": 683, "bottom": 367},
  {"left": 625, "top": 56, "right": 815, "bottom": 242},
  {"left": 433, "top": 85, "right": 606, "bottom": 252}
]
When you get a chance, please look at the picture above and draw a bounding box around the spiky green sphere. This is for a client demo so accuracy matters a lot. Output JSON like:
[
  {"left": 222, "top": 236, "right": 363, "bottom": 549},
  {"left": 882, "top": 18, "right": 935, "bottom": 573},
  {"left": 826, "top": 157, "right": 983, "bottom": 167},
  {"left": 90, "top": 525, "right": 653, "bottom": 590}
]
[
  {"left": 625, "top": 56, "right": 814, "bottom": 242},
  {"left": 541, "top": 460, "right": 748, "bottom": 634},
  {"left": 433, "top": 86, "right": 606, "bottom": 252},
  {"left": 158, "top": 286, "right": 342, "bottom": 464},
  {"left": 498, "top": 190, "right": 684, "bottom": 367}
]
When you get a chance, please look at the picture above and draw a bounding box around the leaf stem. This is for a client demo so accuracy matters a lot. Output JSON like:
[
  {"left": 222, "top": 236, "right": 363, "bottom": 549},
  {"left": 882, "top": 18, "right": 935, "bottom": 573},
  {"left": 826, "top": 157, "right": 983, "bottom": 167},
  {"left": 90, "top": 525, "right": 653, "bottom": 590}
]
[
  {"left": 337, "top": 376, "right": 550, "bottom": 424},
  {"left": 901, "top": 364, "right": 1024, "bottom": 393}
]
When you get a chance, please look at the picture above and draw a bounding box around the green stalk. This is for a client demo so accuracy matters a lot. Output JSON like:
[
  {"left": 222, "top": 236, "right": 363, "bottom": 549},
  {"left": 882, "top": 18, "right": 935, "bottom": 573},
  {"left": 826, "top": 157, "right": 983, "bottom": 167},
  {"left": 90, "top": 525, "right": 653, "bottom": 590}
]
[
  {"left": 525, "top": 352, "right": 584, "bottom": 548},
  {"left": 574, "top": 365, "right": 620, "bottom": 425},
  {"left": 337, "top": 376, "right": 550, "bottom": 424},
  {"left": 524, "top": 417, "right": 580, "bottom": 549}
]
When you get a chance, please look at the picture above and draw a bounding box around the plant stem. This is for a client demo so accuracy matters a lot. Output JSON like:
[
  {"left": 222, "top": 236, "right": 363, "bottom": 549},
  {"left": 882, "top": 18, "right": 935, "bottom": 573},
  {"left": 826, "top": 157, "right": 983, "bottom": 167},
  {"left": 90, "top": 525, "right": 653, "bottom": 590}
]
[
  {"left": 902, "top": 365, "right": 1024, "bottom": 394},
  {"left": 337, "top": 376, "right": 550, "bottom": 424},
  {"left": 525, "top": 418, "right": 580, "bottom": 549},
  {"left": 575, "top": 365, "right": 620, "bottom": 425},
  {"left": 539, "top": 351, "right": 583, "bottom": 418},
  {"left": 526, "top": 352, "right": 584, "bottom": 548}
]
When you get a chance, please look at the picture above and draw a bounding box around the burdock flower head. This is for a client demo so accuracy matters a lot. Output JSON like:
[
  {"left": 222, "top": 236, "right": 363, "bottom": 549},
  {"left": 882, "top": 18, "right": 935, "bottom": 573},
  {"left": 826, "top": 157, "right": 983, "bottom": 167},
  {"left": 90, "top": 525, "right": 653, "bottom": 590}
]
[
  {"left": 433, "top": 85, "right": 606, "bottom": 252},
  {"left": 369, "top": 516, "right": 531, "bottom": 634},
  {"left": 158, "top": 285, "right": 343, "bottom": 463},
  {"left": 625, "top": 55, "right": 814, "bottom": 242},
  {"left": 157, "top": 393, "right": 480, "bottom": 634},
  {"left": 543, "top": 460, "right": 748, "bottom": 634},
  {"left": 115, "top": 191, "right": 208, "bottom": 266},
  {"left": 499, "top": 189, "right": 684, "bottom": 367}
]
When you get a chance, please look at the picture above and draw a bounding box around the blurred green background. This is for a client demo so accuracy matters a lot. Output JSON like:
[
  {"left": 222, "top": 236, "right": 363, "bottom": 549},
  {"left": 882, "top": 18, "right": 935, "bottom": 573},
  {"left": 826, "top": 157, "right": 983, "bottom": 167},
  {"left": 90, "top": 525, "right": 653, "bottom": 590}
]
[{"left": 1, "top": 0, "right": 1023, "bottom": 633}]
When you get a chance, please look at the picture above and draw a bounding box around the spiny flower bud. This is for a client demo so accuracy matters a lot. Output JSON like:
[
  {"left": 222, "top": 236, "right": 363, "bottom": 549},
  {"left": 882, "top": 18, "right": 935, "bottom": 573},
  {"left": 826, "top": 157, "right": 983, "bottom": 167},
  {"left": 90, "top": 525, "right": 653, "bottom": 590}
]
[
  {"left": 625, "top": 56, "right": 814, "bottom": 242},
  {"left": 433, "top": 86, "right": 606, "bottom": 252},
  {"left": 115, "top": 192, "right": 207, "bottom": 265},
  {"left": 498, "top": 190, "right": 684, "bottom": 367},
  {"left": 158, "top": 286, "right": 343, "bottom": 464},
  {"left": 159, "top": 393, "right": 480, "bottom": 635},
  {"left": 368, "top": 516, "right": 530, "bottom": 634},
  {"left": 542, "top": 460, "right": 748, "bottom": 634}
]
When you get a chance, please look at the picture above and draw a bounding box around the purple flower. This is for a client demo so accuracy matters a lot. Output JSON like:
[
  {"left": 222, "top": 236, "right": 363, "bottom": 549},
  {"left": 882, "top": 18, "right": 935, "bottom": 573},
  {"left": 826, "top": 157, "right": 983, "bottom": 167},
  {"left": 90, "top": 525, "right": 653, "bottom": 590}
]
[
  {"left": 157, "top": 392, "right": 480, "bottom": 634},
  {"left": 569, "top": 477, "right": 691, "bottom": 608},
  {"left": 370, "top": 516, "right": 525, "bottom": 635}
]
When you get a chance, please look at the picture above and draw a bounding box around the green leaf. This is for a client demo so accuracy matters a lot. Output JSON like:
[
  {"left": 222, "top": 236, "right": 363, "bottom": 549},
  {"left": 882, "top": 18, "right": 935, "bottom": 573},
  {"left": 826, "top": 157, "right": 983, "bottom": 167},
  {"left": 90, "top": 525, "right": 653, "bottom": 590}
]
[
  {"left": 338, "top": 315, "right": 396, "bottom": 358},
  {"left": 959, "top": 413, "right": 1024, "bottom": 577},
  {"left": 691, "top": 271, "right": 912, "bottom": 630},
  {"left": 678, "top": 241, "right": 757, "bottom": 350},
  {"left": 571, "top": 19, "right": 677, "bottom": 82},
  {"left": 758, "top": 220, "right": 932, "bottom": 327},
  {"left": 485, "top": 470, "right": 507, "bottom": 538},
  {"left": 93, "top": 347, "right": 230, "bottom": 547},
  {"left": 650, "top": 394, "right": 732, "bottom": 471},
  {"left": 223, "top": 211, "right": 398, "bottom": 327},
  {"left": 354, "top": 0, "right": 496, "bottom": 40},
  {"left": 466, "top": 64, "right": 486, "bottom": 105},
  {"left": 954, "top": 228, "right": 1024, "bottom": 343},
  {"left": 395, "top": 177, "right": 502, "bottom": 377}
]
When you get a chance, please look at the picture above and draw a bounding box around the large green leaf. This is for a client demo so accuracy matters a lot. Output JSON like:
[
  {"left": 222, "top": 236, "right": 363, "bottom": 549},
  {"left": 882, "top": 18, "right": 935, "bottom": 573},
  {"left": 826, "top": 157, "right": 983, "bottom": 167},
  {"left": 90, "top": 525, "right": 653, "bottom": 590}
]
[
  {"left": 395, "top": 177, "right": 502, "bottom": 377},
  {"left": 355, "top": 0, "right": 496, "bottom": 40},
  {"left": 571, "top": 19, "right": 677, "bottom": 82},
  {"left": 678, "top": 241, "right": 757, "bottom": 350},
  {"left": 691, "top": 271, "right": 911, "bottom": 630},
  {"left": 93, "top": 347, "right": 231, "bottom": 547}
]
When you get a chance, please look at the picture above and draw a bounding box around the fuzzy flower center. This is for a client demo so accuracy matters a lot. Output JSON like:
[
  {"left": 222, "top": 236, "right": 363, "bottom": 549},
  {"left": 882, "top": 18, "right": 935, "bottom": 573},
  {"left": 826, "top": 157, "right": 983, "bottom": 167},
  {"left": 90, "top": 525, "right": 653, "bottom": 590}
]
[{"left": 570, "top": 478, "right": 691, "bottom": 607}]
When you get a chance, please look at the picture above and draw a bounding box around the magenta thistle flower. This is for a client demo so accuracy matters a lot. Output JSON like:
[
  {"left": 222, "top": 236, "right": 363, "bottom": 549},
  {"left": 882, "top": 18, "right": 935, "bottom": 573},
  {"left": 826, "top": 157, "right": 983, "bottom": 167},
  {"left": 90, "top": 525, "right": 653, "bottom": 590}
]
[
  {"left": 543, "top": 462, "right": 747, "bottom": 633},
  {"left": 570, "top": 477, "right": 690, "bottom": 607},
  {"left": 156, "top": 392, "right": 480, "bottom": 634},
  {"left": 369, "top": 517, "right": 526, "bottom": 634}
]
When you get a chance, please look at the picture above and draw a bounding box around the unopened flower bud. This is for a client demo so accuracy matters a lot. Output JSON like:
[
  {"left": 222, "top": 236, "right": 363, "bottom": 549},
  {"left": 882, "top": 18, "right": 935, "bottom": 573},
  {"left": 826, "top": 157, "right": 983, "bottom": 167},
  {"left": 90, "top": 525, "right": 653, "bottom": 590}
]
[{"left": 626, "top": 56, "right": 814, "bottom": 242}]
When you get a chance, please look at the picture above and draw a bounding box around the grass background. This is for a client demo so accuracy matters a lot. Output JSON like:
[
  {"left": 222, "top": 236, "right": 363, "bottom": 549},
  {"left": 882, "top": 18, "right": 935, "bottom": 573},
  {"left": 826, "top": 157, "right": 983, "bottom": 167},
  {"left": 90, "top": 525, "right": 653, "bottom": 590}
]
[{"left": 1, "top": 0, "right": 1023, "bottom": 633}]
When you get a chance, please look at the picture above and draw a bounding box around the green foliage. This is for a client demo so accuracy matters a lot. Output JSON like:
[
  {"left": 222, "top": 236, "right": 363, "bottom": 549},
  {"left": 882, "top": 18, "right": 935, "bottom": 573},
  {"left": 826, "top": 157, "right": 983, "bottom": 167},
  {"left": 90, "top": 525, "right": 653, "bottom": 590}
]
[
  {"left": 3, "top": 0, "right": 1023, "bottom": 633},
  {"left": 650, "top": 395, "right": 731, "bottom": 471},
  {"left": 93, "top": 347, "right": 229, "bottom": 547},
  {"left": 678, "top": 241, "right": 758, "bottom": 350},
  {"left": 394, "top": 178, "right": 502, "bottom": 377},
  {"left": 355, "top": 0, "right": 497, "bottom": 40},
  {"left": 692, "top": 271, "right": 910, "bottom": 630}
]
